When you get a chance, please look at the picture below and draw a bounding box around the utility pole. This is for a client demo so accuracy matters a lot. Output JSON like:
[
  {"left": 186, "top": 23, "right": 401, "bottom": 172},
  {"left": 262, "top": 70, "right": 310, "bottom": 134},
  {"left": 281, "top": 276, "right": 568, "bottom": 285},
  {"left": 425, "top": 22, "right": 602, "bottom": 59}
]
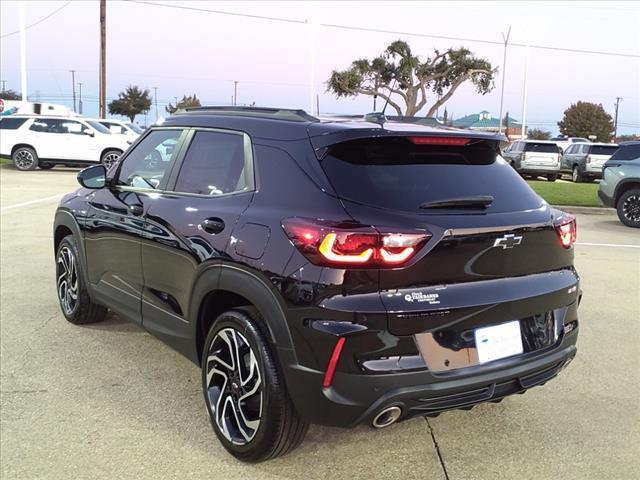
[
  {"left": 316, "top": 94, "right": 320, "bottom": 116},
  {"left": 613, "top": 97, "right": 622, "bottom": 140},
  {"left": 1, "top": 80, "right": 6, "bottom": 92},
  {"left": 19, "top": 0, "right": 27, "bottom": 101},
  {"left": 520, "top": 45, "right": 530, "bottom": 139},
  {"left": 498, "top": 26, "right": 511, "bottom": 134},
  {"left": 70, "top": 70, "right": 77, "bottom": 112},
  {"left": 99, "top": 0, "right": 107, "bottom": 118},
  {"left": 78, "top": 83, "right": 83, "bottom": 115},
  {"left": 153, "top": 87, "right": 159, "bottom": 121},
  {"left": 233, "top": 81, "right": 238, "bottom": 106}
]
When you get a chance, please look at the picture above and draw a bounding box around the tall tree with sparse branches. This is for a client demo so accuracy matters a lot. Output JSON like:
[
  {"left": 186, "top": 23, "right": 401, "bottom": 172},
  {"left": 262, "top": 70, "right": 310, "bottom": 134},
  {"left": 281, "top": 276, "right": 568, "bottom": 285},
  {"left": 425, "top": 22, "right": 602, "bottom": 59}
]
[
  {"left": 327, "top": 40, "right": 496, "bottom": 116},
  {"left": 108, "top": 85, "right": 152, "bottom": 122}
]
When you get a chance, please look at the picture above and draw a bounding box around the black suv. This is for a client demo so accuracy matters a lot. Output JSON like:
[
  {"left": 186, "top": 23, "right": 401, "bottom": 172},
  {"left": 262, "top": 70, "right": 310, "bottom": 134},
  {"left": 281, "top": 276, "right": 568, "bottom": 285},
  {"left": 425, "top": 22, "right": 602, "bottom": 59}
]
[{"left": 53, "top": 107, "right": 580, "bottom": 462}]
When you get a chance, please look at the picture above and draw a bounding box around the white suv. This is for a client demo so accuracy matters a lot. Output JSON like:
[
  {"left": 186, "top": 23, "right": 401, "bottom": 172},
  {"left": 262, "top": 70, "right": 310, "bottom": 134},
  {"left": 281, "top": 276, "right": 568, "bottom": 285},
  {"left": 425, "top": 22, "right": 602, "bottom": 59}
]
[
  {"left": 0, "top": 115, "right": 130, "bottom": 171},
  {"left": 95, "top": 118, "right": 144, "bottom": 142}
]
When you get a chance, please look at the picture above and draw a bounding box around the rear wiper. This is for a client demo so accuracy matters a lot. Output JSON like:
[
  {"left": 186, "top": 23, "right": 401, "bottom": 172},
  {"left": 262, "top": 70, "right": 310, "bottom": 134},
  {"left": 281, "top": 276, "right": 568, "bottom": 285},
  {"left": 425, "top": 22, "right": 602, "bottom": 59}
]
[{"left": 419, "top": 195, "right": 494, "bottom": 209}]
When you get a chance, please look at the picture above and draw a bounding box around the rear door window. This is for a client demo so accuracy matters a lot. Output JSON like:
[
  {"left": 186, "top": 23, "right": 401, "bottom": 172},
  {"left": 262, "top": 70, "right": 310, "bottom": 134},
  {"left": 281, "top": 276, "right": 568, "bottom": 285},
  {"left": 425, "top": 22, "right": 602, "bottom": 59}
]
[
  {"left": 320, "top": 137, "right": 542, "bottom": 214},
  {"left": 524, "top": 143, "right": 560, "bottom": 153},
  {"left": 609, "top": 144, "right": 640, "bottom": 161},
  {"left": 0, "top": 117, "right": 27, "bottom": 130}
]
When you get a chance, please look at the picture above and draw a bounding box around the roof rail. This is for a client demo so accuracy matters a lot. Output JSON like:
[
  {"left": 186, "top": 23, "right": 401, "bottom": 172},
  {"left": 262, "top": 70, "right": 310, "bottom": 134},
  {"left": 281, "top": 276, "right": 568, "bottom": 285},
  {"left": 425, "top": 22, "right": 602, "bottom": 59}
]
[{"left": 179, "top": 106, "right": 319, "bottom": 123}]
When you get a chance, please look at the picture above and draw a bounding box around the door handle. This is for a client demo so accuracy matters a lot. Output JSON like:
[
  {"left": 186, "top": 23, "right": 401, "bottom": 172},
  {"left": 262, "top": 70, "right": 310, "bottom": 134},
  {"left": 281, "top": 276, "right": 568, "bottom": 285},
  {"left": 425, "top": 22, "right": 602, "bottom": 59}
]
[
  {"left": 128, "top": 204, "right": 144, "bottom": 216},
  {"left": 201, "top": 217, "right": 225, "bottom": 234}
]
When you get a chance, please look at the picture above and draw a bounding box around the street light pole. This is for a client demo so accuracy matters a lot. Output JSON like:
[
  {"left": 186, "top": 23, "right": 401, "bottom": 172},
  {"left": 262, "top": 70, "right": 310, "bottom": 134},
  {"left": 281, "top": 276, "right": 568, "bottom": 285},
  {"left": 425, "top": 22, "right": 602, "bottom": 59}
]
[
  {"left": 153, "top": 86, "right": 159, "bottom": 121},
  {"left": 99, "top": 0, "right": 107, "bottom": 118},
  {"left": 70, "top": 70, "right": 77, "bottom": 112},
  {"left": 19, "top": 0, "right": 28, "bottom": 101},
  {"left": 520, "top": 45, "right": 530, "bottom": 139},
  {"left": 233, "top": 81, "right": 238, "bottom": 106},
  {"left": 498, "top": 26, "right": 511, "bottom": 134},
  {"left": 78, "top": 82, "right": 83, "bottom": 115}
]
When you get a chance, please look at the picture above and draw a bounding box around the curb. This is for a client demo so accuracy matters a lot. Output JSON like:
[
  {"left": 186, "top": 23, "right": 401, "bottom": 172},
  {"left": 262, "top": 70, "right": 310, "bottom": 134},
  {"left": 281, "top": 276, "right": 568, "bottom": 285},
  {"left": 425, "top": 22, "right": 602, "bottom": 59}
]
[{"left": 553, "top": 205, "right": 614, "bottom": 215}]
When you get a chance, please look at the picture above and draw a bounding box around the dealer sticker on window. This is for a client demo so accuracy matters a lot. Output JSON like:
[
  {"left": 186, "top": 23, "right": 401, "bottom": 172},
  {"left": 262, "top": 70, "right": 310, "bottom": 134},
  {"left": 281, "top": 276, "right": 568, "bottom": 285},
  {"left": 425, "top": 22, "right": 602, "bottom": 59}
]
[{"left": 474, "top": 321, "right": 524, "bottom": 364}]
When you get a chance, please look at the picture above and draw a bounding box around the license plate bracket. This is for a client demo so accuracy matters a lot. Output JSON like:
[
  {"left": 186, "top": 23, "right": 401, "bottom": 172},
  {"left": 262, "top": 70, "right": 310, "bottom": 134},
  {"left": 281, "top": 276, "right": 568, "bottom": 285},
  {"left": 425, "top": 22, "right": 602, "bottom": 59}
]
[{"left": 474, "top": 320, "right": 524, "bottom": 364}]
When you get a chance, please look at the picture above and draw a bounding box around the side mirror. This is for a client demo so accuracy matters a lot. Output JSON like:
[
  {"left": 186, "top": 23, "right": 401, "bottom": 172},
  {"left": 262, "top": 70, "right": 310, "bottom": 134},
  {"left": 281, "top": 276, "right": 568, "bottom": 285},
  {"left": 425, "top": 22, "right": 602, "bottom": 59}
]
[
  {"left": 77, "top": 165, "right": 107, "bottom": 189},
  {"left": 84, "top": 128, "right": 95, "bottom": 137}
]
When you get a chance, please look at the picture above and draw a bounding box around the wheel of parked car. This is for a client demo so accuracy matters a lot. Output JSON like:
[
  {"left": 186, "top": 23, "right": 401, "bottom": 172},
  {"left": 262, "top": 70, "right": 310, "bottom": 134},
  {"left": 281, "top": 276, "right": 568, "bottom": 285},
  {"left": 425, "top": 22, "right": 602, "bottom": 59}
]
[
  {"left": 202, "top": 309, "right": 308, "bottom": 462},
  {"left": 571, "top": 166, "right": 583, "bottom": 183},
  {"left": 101, "top": 150, "right": 122, "bottom": 170},
  {"left": 546, "top": 174, "right": 558, "bottom": 182},
  {"left": 39, "top": 164, "right": 55, "bottom": 170},
  {"left": 56, "top": 235, "right": 108, "bottom": 324},
  {"left": 12, "top": 146, "right": 39, "bottom": 171},
  {"left": 616, "top": 188, "right": 640, "bottom": 228}
]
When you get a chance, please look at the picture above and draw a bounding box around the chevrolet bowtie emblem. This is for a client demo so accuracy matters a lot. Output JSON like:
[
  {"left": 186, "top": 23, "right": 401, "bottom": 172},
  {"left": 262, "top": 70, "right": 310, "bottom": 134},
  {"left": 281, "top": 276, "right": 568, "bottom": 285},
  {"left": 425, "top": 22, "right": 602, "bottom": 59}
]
[{"left": 493, "top": 234, "right": 523, "bottom": 249}]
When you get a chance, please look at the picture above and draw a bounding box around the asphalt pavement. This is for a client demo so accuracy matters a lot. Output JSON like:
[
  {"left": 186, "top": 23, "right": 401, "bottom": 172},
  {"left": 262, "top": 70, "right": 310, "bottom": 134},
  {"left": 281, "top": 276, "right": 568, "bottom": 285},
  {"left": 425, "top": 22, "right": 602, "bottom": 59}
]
[{"left": 1, "top": 165, "right": 638, "bottom": 480}]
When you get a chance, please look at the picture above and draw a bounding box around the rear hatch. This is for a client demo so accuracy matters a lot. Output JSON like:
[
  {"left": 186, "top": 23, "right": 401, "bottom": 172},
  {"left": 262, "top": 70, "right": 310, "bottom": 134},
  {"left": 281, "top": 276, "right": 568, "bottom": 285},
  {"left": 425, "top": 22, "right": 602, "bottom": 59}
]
[
  {"left": 311, "top": 131, "right": 575, "bottom": 334},
  {"left": 523, "top": 142, "right": 561, "bottom": 168},
  {"left": 587, "top": 145, "right": 618, "bottom": 171}
]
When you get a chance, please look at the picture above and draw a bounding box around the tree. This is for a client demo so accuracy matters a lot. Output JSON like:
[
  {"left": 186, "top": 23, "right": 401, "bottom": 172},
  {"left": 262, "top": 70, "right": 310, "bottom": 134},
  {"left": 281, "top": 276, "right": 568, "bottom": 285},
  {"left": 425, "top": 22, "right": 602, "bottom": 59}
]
[
  {"left": 557, "top": 101, "right": 614, "bottom": 142},
  {"left": 108, "top": 86, "right": 152, "bottom": 122},
  {"left": 327, "top": 40, "right": 495, "bottom": 116},
  {"left": 528, "top": 128, "right": 552, "bottom": 140},
  {"left": 615, "top": 134, "right": 639, "bottom": 142},
  {"left": 0, "top": 89, "right": 21, "bottom": 100},
  {"left": 165, "top": 94, "right": 201, "bottom": 114}
]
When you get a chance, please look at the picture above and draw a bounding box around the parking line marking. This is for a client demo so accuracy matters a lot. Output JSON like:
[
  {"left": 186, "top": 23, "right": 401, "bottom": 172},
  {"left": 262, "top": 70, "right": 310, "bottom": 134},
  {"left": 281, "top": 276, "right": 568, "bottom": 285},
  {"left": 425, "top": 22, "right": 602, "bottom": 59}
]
[
  {"left": 576, "top": 242, "right": 640, "bottom": 249},
  {"left": 0, "top": 194, "right": 65, "bottom": 213}
]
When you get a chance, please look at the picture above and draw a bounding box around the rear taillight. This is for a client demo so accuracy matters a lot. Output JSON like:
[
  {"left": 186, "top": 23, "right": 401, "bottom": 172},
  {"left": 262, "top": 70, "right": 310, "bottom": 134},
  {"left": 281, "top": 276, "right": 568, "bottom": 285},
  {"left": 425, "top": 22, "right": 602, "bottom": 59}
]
[
  {"left": 408, "top": 136, "right": 470, "bottom": 146},
  {"left": 282, "top": 218, "right": 430, "bottom": 268},
  {"left": 586, "top": 155, "right": 592, "bottom": 164},
  {"left": 554, "top": 213, "right": 577, "bottom": 249}
]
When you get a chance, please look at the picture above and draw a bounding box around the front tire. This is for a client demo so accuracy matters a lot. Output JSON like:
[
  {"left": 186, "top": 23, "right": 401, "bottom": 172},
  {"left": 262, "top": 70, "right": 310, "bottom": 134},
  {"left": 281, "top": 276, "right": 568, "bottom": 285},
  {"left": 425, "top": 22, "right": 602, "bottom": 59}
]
[
  {"left": 12, "top": 146, "right": 38, "bottom": 171},
  {"left": 101, "top": 150, "right": 122, "bottom": 171},
  {"left": 202, "top": 309, "right": 307, "bottom": 462},
  {"left": 56, "top": 235, "right": 107, "bottom": 324},
  {"left": 617, "top": 188, "right": 640, "bottom": 228},
  {"left": 39, "top": 163, "right": 55, "bottom": 170},
  {"left": 546, "top": 174, "right": 558, "bottom": 182}
]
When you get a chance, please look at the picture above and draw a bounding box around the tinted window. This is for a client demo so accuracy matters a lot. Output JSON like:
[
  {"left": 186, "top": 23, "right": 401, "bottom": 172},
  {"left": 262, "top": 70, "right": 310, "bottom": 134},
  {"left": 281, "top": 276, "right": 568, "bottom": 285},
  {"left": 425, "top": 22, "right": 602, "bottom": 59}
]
[
  {"left": 174, "top": 131, "right": 249, "bottom": 196},
  {"left": 524, "top": 142, "right": 560, "bottom": 153},
  {"left": 86, "top": 120, "right": 111, "bottom": 134},
  {"left": 572, "top": 138, "right": 589, "bottom": 143},
  {"left": 609, "top": 144, "right": 640, "bottom": 161},
  {"left": 590, "top": 146, "right": 618, "bottom": 156},
  {"left": 101, "top": 121, "right": 126, "bottom": 134},
  {"left": 321, "top": 137, "right": 542, "bottom": 214},
  {"left": 117, "top": 129, "right": 183, "bottom": 189},
  {"left": 127, "top": 123, "right": 144, "bottom": 134},
  {"left": 0, "top": 117, "right": 27, "bottom": 130}
]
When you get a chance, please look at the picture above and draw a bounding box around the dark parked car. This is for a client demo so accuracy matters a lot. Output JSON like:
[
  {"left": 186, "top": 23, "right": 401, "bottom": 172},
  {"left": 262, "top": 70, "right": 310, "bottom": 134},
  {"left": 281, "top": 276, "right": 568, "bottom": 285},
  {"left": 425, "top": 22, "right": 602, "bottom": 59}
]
[
  {"left": 53, "top": 107, "right": 580, "bottom": 462},
  {"left": 598, "top": 141, "right": 640, "bottom": 227},
  {"left": 560, "top": 142, "right": 619, "bottom": 183}
]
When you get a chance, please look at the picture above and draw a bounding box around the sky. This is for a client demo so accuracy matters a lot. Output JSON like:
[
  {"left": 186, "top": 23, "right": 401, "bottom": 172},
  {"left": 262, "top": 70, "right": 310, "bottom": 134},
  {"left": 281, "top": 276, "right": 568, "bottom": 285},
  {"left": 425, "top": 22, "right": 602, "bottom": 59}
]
[{"left": 0, "top": 0, "right": 639, "bottom": 134}]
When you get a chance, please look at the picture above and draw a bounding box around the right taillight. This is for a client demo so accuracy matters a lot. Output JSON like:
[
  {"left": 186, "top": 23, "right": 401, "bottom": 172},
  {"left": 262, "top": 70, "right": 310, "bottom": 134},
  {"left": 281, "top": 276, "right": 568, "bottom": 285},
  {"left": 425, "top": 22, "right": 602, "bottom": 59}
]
[
  {"left": 282, "top": 218, "right": 430, "bottom": 268},
  {"left": 554, "top": 213, "right": 577, "bottom": 249}
]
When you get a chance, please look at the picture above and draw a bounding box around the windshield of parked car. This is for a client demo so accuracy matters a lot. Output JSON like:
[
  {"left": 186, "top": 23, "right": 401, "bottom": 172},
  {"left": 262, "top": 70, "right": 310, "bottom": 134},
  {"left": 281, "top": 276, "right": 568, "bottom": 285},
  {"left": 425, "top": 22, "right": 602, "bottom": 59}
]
[
  {"left": 590, "top": 146, "right": 618, "bottom": 156},
  {"left": 127, "top": 123, "right": 144, "bottom": 134},
  {"left": 321, "top": 137, "right": 542, "bottom": 214},
  {"left": 86, "top": 120, "right": 111, "bottom": 134},
  {"left": 524, "top": 143, "right": 560, "bottom": 153}
]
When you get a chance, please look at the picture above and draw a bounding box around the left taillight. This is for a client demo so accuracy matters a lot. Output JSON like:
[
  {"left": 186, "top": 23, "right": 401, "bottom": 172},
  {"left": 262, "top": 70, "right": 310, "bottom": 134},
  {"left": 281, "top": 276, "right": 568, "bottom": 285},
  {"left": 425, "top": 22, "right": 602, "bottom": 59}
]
[
  {"left": 554, "top": 213, "right": 577, "bottom": 249},
  {"left": 282, "top": 218, "right": 430, "bottom": 268}
]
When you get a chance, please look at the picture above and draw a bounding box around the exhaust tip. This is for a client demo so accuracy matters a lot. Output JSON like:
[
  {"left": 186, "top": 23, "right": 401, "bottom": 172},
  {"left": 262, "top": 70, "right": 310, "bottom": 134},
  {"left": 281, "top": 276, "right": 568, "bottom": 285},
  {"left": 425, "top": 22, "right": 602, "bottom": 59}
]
[{"left": 372, "top": 406, "right": 402, "bottom": 428}]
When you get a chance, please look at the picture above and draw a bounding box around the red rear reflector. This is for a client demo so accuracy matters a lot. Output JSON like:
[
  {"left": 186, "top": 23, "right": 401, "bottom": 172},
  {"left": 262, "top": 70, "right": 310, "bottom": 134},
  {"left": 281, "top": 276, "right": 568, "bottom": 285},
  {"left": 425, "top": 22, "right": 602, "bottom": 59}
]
[
  {"left": 323, "top": 337, "right": 346, "bottom": 388},
  {"left": 408, "top": 136, "right": 471, "bottom": 146},
  {"left": 554, "top": 213, "right": 577, "bottom": 249}
]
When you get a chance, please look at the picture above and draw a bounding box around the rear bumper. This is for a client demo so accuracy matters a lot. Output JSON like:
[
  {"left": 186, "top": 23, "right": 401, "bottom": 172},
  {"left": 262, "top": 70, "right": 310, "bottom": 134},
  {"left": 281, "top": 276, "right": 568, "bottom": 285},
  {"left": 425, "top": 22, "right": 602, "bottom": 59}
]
[
  {"left": 518, "top": 167, "right": 560, "bottom": 175},
  {"left": 283, "top": 330, "right": 578, "bottom": 427}
]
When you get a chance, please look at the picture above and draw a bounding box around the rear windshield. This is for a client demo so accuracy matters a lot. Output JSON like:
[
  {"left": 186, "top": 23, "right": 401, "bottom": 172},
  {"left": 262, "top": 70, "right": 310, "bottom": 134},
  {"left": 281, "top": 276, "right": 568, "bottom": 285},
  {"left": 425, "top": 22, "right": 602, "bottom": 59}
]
[
  {"left": 0, "top": 117, "right": 27, "bottom": 130},
  {"left": 590, "top": 146, "right": 618, "bottom": 156},
  {"left": 321, "top": 137, "right": 543, "bottom": 213},
  {"left": 609, "top": 144, "right": 640, "bottom": 161},
  {"left": 524, "top": 143, "right": 560, "bottom": 153}
]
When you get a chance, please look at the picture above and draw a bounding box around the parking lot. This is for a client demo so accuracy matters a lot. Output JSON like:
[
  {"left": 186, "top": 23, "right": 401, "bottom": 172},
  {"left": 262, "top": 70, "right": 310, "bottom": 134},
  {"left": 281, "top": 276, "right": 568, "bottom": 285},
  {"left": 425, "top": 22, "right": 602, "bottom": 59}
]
[{"left": 0, "top": 165, "right": 638, "bottom": 480}]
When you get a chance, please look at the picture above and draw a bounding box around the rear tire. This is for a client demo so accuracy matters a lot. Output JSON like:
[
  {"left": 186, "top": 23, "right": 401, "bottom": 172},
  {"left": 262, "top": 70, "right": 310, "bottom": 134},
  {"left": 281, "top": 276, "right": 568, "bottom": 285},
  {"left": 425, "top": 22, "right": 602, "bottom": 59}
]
[
  {"left": 616, "top": 188, "right": 640, "bottom": 228},
  {"left": 56, "top": 235, "right": 107, "bottom": 324},
  {"left": 546, "top": 174, "right": 558, "bottom": 182},
  {"left": 101, "top": 150, "right": 122, "bottom": 171},
  {"left": 202, "top": 309, "right": 307, "bottom": 462},
  {"left": 12, "top": 146, "right": 38, "bottom": 171},
  {"left": 571, "top": 166, "right": 583, "bottom": 183},
  {"left": 39, "top": 163, "right": 55, "bottom": 170}
]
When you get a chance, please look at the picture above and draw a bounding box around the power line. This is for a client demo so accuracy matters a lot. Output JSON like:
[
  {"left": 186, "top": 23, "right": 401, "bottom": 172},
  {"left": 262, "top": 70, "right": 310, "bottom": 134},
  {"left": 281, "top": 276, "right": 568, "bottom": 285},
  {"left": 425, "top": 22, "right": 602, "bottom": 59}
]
[
  {"left": 125, "top": 0, "right": 640, "bottom": 59},
  {"left": 0, "top": 1, "right": 73, "bottom": 39}
]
